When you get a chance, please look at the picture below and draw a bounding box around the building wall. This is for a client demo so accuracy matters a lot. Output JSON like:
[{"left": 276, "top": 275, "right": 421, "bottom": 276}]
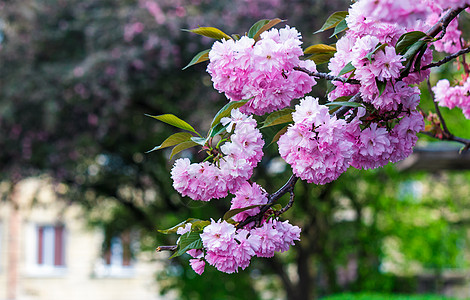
[{"left": 0, "top": 178, "right": 169, "bottom": 300}]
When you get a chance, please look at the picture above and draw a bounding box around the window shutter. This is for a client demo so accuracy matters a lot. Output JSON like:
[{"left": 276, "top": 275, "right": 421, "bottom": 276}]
[{"left": 54, "top": 225, "right": 64, "bottom": 266}]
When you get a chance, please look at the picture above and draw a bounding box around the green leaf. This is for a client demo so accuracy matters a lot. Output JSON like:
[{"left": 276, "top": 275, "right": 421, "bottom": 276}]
[
  {"left": 413, "top": 43, "right": 428, "bottom": 71},
  {"left": 269, "top": 125, "right": 289, "bottom": 146},
  {"left": 314, "top": 11, "right": 348, "bottom": 34},
  {"left": 157, "top": 218, "right": 210, "bottom": 234},
  {"left": 395, "top": 31, "right": 427, "bottom": 55},
  {"left": 271, "top": 204, "right": 282, "bottom": 211},
  {"left": 248, "top": 19, "right": 269, "bottom": 38},
  {"left": 331, "top": 95, "right": 353, "bottom": 102},
  {"left": 338, "top": 62, "right": 355, "bottom": 76},
  {"left": 146, "top": 114, "right": 200, "bottom": 136},
  {"left": 223, "top": 205, "right": 264, "bottom": 221},
  {"left": 261, "top": 108, "right": 294, "bottom": 128},
  {"left": 182, "top": 49, "right": 210, "bottom": 70},
  {"left": 170, "top": 141, "right": 198, "bottom": 159},
  {"left": 183, "top": 27, "right": 232, "bottom": 40},
  {"left": 210, "top": 99, "right": 249, "bottom": 128},
  {"left": 330, "top": 19, "right": 348, "bottom": 38},
  {"left": 376, "top": 79, "right": 387, "bottom": 97},
  {"left": 304, "top": 44, "right": 336, "bottom": 54},
  {"left": 191, "top": 137, "right": 207, "bottom": 146},
  {"left": 170, "top": 231, "right": 203, "bottom": 258},
  {"left": 146, "top": 132, "right": 194, "bottom": 153},
  {"left": 325, "top": 101, "right": 363, "bottom": 108},
  {"left": 209, "top": 122, "right": 229, "bottom": 138},
  {"left": 305, "top": 52, "right": 336, "bottom": 65},
  {"left": 253, "top": 18, "right": 283, "bottom": 42},
  {"left": 365, "top": 43, "right": 388, "bottom": 62}
]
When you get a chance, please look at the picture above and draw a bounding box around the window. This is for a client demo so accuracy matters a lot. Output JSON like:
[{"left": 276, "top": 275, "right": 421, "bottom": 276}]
[
  {"left": 94, "top": 231, "right": 135, "bottom": 278},
  {"left": 26, "top": 223, "right": 66, "bottom": 277},
  {"left": 37, "top": 225, "right": 65, "bottom": 267}
]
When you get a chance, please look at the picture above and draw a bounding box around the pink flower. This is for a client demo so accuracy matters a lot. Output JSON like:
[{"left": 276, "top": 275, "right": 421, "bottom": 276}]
[
  {"left": 278, "top": 97, "right": 354, "bottom": 185},
  {"left": 272, "top": 220, "right": 301, "bottom": 253},
  {"left": 370, "top": 46, "right": 404, "bottom": 81},
  {"left": 230, "top": 182, "right": 268, "bottom": 222},
  {"left": 207, "top": 26, "right": 316, "bottom": 115},
  {"left": 390, "top": 111, "right": 424, "bottom": 162},
  {"left": 189, "top": 259, "right": 206, "bottom": 275},
  {"left": 250, "top": 221, "right": 282, "bottom": 257},
  {"left": 200, "top": 220, "right": 236, "bottom": 252},
  {"left": 351, "top": 123, "right": 395, "bottom": 170}
]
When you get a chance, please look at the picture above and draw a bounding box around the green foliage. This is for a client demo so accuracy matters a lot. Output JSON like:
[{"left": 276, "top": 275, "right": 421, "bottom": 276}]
[
  {"left": 146, "top": 114, "right": 201, "bottom": 136},
  {"left": 158, "top": 218, "right": 210, "bottom": 234},
  {"left": 210, "top": 99, "right": 248, "bottom": 128},
  {"left": 183, "top": 49, "right": 210, "bottom": 70},
  {"left": 147, "top": 132, "right": 194, "bottom": 152},
  {"left": 183, "top": 27, "right": 232, "bottom": 40},
  {"left": 315, "top": 11, "right": 349, "bottom": 34},
  {"left": 170, "top": 231, "right": 204, "bottom": 258},
  {"left": 325, "top": 101, "right": 363, "bottom": 108},
  {"left": 261, "top": 108, "right": 294, "bottom": 128},
  {"left": 395, "top": 31, "right": 428, "bottom": 55},
  {"left": 304, "top": 44, "right": 337, "bottom": 54},
  {"left": 222, "top": 205, "right": 263, "bottom": 221},
  {"left": 322, "top": 293, "right": 463, "bottom": 300},
  {"left": 330, "top": 19, "right": 348, "bottom": 37},
  {"left": 338, "top": 62, "right": 355, "bottom": 76},
  {"left": 247, "top": 18, "right": 283, "bottom": 41}
]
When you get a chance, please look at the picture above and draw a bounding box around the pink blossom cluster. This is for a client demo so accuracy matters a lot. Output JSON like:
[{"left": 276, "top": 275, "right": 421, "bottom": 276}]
[
  {"left": 433, "top": 0, "right": 470, "bottom": 9},
  {"left": 171, "top": 109, "right": 264, "bottom": 201},
  {"left": 207, "top": 26, "right": 317, "bottom": 115},
  {"left": 277, "top": 97, "right": 424, "bottom": 174},
  {"left": 345, "top": 0, "right": 466, "bottom": 55},
  {"left": 229, "top": 181, "right": 268, "bottom": 223},
  {"left": 278, "top": 97, "right": 354, "bottom": 184},
  {"left": 328, "top": 0, "right": 470, "bottom": 111},
  {"left": 329, "top": 1, "right": 436, "bottom": 112},
  {"left": 348, "top": 110, "right": 425, "bottom": 170},
  {"left": 184, "top": 218, "right": 300, "bottom": 274},
  {"left": 433, "top": 78, "right": 470, "bottom": 119},
  {"left": 328, "top": 36, "right": 428, "bottom": 112}
]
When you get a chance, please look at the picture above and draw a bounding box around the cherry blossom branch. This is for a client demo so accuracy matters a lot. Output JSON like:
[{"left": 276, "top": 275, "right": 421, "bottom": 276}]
[
  {"left": 294, "top": 66, "right": 360, "bottom": 85},
  {"left": 274, "top": 189, "right": 295, "bottom": 217},
  {"left": 236, "top": 175, "right": 299, "bottom": 229},
  {"left": 422, "top": 45, "right": 470, "bottom": 70},
  {"left": 426, "top": 6, "right": 468, "bottom": 38},
  {"left": 425, "top": 79, "right": 470, "bottom": 152},
  {"left": 427, "top": 79, "right": 450, "bottom": 134},
  {"left": 334, "top": 93, "right": 363, "bottom": 118},
  {"left": 156, "top": 245, "right": 178, "bottom": 252}
]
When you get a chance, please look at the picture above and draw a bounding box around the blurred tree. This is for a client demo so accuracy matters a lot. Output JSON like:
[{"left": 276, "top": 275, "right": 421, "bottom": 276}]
[
  {"left": 2, "top": 0, "right": 469, "bottom": 299},
  {"left": 0, "top": 0, "right": 347, "bottom": 299}
]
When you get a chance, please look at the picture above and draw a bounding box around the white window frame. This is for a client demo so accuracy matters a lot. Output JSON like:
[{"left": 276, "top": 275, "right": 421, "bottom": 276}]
[
  {"left": 93, "top": 232, "right": 135, "bottom": 278},
  {"left": 25, "top": 223, "right": 67, "bottom": 277}
]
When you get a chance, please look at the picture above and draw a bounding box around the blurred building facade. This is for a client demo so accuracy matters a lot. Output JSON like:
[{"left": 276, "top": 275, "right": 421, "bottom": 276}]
[{"left": 0, "top": 177, "right": 166, "bottom": 300}]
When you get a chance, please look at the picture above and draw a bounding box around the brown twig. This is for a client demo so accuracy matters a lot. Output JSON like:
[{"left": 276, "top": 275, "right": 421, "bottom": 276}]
[
  {"left": 427, "top": 78, "right": 450, "bottom": 134},
  {"left": 425, "top": 6, "right": 468, "bottom": 38},
  {"left": 294, "top": 66, "right": 360, "bottom": 85},
  {"left": 274, "top": 189, "right": 295, "bottom": 217},
  {"left": 236, "top": 175, "right": 298, "bottom": 229},
  {"left": 333, "top": 93, "right": 363, "bottom": 118},
  {"left": 156, "top": 245, "right": 178, "bottom": 252},
  {"left": 422, "top": 46, "right": 470, "bottom": 70}
]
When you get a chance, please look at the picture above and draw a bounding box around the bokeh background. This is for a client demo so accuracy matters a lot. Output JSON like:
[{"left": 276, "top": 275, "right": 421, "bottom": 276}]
[{"left": 1, "top": 0, "right": 470, "bottom": 299}]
